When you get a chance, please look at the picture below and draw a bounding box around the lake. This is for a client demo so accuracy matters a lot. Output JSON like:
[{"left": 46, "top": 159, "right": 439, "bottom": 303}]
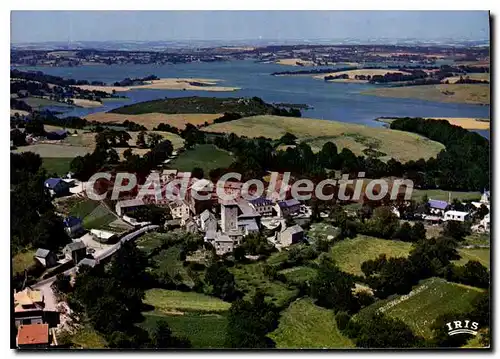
[{"left": 17, "top": 60, "right": 490, "bottom": 137}]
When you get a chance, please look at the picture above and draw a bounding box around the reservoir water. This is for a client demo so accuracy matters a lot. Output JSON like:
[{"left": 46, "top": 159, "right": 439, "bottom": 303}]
[{"left": 17, "top": 60, "right": 490, "bottom": 137}]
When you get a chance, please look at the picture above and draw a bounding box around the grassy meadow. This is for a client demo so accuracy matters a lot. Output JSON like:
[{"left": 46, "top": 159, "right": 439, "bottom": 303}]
[
  {"left": 361, "top": 84, "right": 490, "bottom": 105},
  {"left": 328, "top": 235, "right": 413, "bottom": 276},
  {"left": 140, "top": 311, "right": 228, "bottom": 348},
  {"left": 143, "top": 289, "right": 230, "bottom": 313},
  {"left": 42, "top": 157, "right": 73, "bottom": 176},
  {"left": 357, "top": 277, "right": 485, "bottom": 339},
  {"left": 269, "top": 297, "right": 354, "bottom": 348},
  {"left": 169, "top": 144, "right": 234, "bottom": 173},
  {"left": 204, "top": 115, "right": 445, "bottom": 163}
]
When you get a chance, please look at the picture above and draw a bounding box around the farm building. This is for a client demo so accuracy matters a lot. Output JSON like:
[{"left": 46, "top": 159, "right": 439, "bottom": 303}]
[
  {"left": 428, "top": 199, "right": 449, "bottom": 216},
  {"left": 278, "top": 224, "right": 304, "bottom": 248},
  {"left": 77, "top": 258, "right": 97, "bottom": 269},
  {"left": 44, "top": 178, "right": 70, "bottom": 197},
  {"left": 34, "top": 249, "right": 58, "bottom": 268},
  {"left": 444, "top": 210, "right": 470, "bottom": 222},
  {"left": 63, "top": 241, "right": 87, "bottom": 264},
  {"left": 275, "top": 199, "right": 301, "bottom": 218},
  {"left": 63, "top": 216, "right": 84, "bottom": 237}
]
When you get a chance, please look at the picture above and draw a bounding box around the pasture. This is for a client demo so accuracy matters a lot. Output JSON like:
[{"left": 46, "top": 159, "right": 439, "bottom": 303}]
[
  {"left": 361, "top": 84, "right": 490, "bottom": 105},
  {"left": 169, "top": 144, "right": 235, "bottom": 173},
  {"left": 411, "top": 189, "right": 482, "bottom": 202},
  {"left": 231, "top": 262, "right": 299, "bottom": 308},
  {"left": 204, "top": 115, "right": 445, "bottom": 163},
  {"left": 42, "top": 157, "right": 73, "bottom": 176},
  {"left": 328, "top": 235, "right": 413, "bottom": 276},
  {"left": 12, "top": 143, "right": 92, "bottom": 158},
  {"left": 269, "top": 298, "right": 354, "bottom": 348},
  {"left": 143, "top": 289, "right": 230, "bottom": 313},
  {"left": 140, "top": 311, "right": 228, "bottom": 348},
  {"left": 13, "top": 249, "right": 37, "bottom": 276},
  {"left": 85, "top": 112, "right": 221, "bottom": 130},
  {"left": 357, "top": 277, "right": 485, "bottom": 339},
  {"left": 456, "top": 248, "right": 490, "bottom": 269}
]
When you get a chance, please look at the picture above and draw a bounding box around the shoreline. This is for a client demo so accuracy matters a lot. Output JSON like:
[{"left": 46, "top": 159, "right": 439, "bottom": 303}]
[{"left": 73, "top": 78, "right": 240, "bottom": 93}]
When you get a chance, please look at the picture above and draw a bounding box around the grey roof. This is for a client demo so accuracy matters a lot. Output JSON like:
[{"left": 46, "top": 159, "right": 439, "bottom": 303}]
[
  {"left": 78, "top": 258, "right": 97, "bottom": 268},
  {"left": 282, "top": 224, "right": 304, "bottom": 236},
  {"left": 200, "top": 209, "right": 215, "bottom": 222},
  {"left": 239, "top": 219, "right": 259, "bottom": 232},
  {"left": 215, "top": 232, "right": 233, "bottom": 243},
  {"left": 35, "top": 248, "right": 51, "bottom": 258},
  {"left": 278, "top": 199, "right": 301, "bottom": 209},
  {"left": 237, "top": 199, "right": 261, "bottom": 218},
  {"left": 65, "top": 241, "right": 86, "bottom": 251}
]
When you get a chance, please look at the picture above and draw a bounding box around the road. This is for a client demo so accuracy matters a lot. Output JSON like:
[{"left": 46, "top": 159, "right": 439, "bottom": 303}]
[{"left": 32, "top": 224, "right": 159, "bottom": 308}]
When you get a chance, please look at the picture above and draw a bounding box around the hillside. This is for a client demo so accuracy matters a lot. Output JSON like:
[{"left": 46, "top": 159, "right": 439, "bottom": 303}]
[
  {"left": 361, "top": 84, "right": 490, "bottom": 105},
  {"left": 204, "top": 115, "right": 445, "bottom": 162},
  {"left": 328, "top": 236, "right": 413, "bottom": 276},
  {"left": 356, "top": 277, "right": 485, "bottom": 339},
  {"left": 269, "top": 298, "right": 354, "bottom": 348},
  {"left": 108, "top": 96, "right": 297, "bottom": 116}
]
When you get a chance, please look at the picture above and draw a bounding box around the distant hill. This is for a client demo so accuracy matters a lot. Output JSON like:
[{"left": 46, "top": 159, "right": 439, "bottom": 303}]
[{"left": 108, "top": 96, "right": 301, "bottom": 117}]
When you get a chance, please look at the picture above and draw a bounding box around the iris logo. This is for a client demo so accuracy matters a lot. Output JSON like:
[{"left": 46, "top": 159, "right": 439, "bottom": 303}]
[{"left": 446, "top": 320, "right": 479, "bottom": 336}]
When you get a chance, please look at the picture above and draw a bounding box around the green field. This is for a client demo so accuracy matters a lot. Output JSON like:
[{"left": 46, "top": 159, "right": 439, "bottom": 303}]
[
  {"left": 361, "top": 84, "right": 490, "bottom": 106},
  {"left": 328, "top": 236, "right": 413, "bottom": 276},
  {"left": 279, "top": 266, "right": 317, "bottom": 285},
  {"left": 22, "top": 96, "right": 73, "bottom": 109},
  {"left": 356, "top": 277, "right": 485, "bottom": 339},
  {"left": 13, "top": 249, "right": 36, "bottom": 276},
  {"left": 42, "top": 157, "right": 73, "bottom": 176},
  {"left": 456, "top": 248, "right": 490, "bottom": 269},
  {"left": 81, "top": 203, "right": 119, "bottom": 231},
  {"left": 204, "top": 115, "right": 445, "bottom": 163},
  {"left": 67, "top": 326, "right": 107, "bottom": 349},
  {"left": 463, "top": 233, "right": 490, "bottom": 247},
  {"left": 411, "top": 189, "right": 482, "bottom": 202},
  {"left": 12, "top": 143, "right": 92, "bottom": 158},
  {"left": 68, "top": 199, "right": 100, "bottom": 218},
  {"left": 136, "top": 233, "right": 166, "bottom": 257},
  {"left": 231, "top": 262, "right": 299, "bottom": 308},
  {"left": 150, "top": 245, "right": 195, "bottom": 287},
  {"left": 269, "top": 298, "right": 354, "bottom": 348},
  {"left": 140, "top": 311, "right": 228, "bottom": 348},
  {"left": 169, "top": 144, "right": 234, "bottom": 172},
  {"left": 144, "top": 289, "right": 230, "bottom": 313}
]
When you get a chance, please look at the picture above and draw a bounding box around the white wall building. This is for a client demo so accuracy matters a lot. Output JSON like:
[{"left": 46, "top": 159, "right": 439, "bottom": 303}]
[{"left": 444, "top": 210, "right": 470, "bottom": 222}]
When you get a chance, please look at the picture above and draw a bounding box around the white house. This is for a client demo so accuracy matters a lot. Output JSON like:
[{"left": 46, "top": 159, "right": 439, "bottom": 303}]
[{"left": 444, "top": 210, "right": 470, "bottom": 222}]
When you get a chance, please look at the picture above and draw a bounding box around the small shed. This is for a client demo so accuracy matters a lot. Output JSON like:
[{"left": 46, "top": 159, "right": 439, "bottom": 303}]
[
  {"left": 34, "top": 248, "right": 58, "bottom": 268},
  {"left": 63, "top": 241, "right": 87, "bottom": 264}
]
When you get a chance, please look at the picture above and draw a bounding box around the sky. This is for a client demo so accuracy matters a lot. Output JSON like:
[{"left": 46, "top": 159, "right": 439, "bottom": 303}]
[{"left": 11, "top": 11, "right": 490, "bottom": 43}]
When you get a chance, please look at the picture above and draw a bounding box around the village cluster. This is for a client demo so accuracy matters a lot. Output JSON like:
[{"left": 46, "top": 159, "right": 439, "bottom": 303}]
[{"left": 13, "top": 153, "right": 492, "bottom": 348}]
